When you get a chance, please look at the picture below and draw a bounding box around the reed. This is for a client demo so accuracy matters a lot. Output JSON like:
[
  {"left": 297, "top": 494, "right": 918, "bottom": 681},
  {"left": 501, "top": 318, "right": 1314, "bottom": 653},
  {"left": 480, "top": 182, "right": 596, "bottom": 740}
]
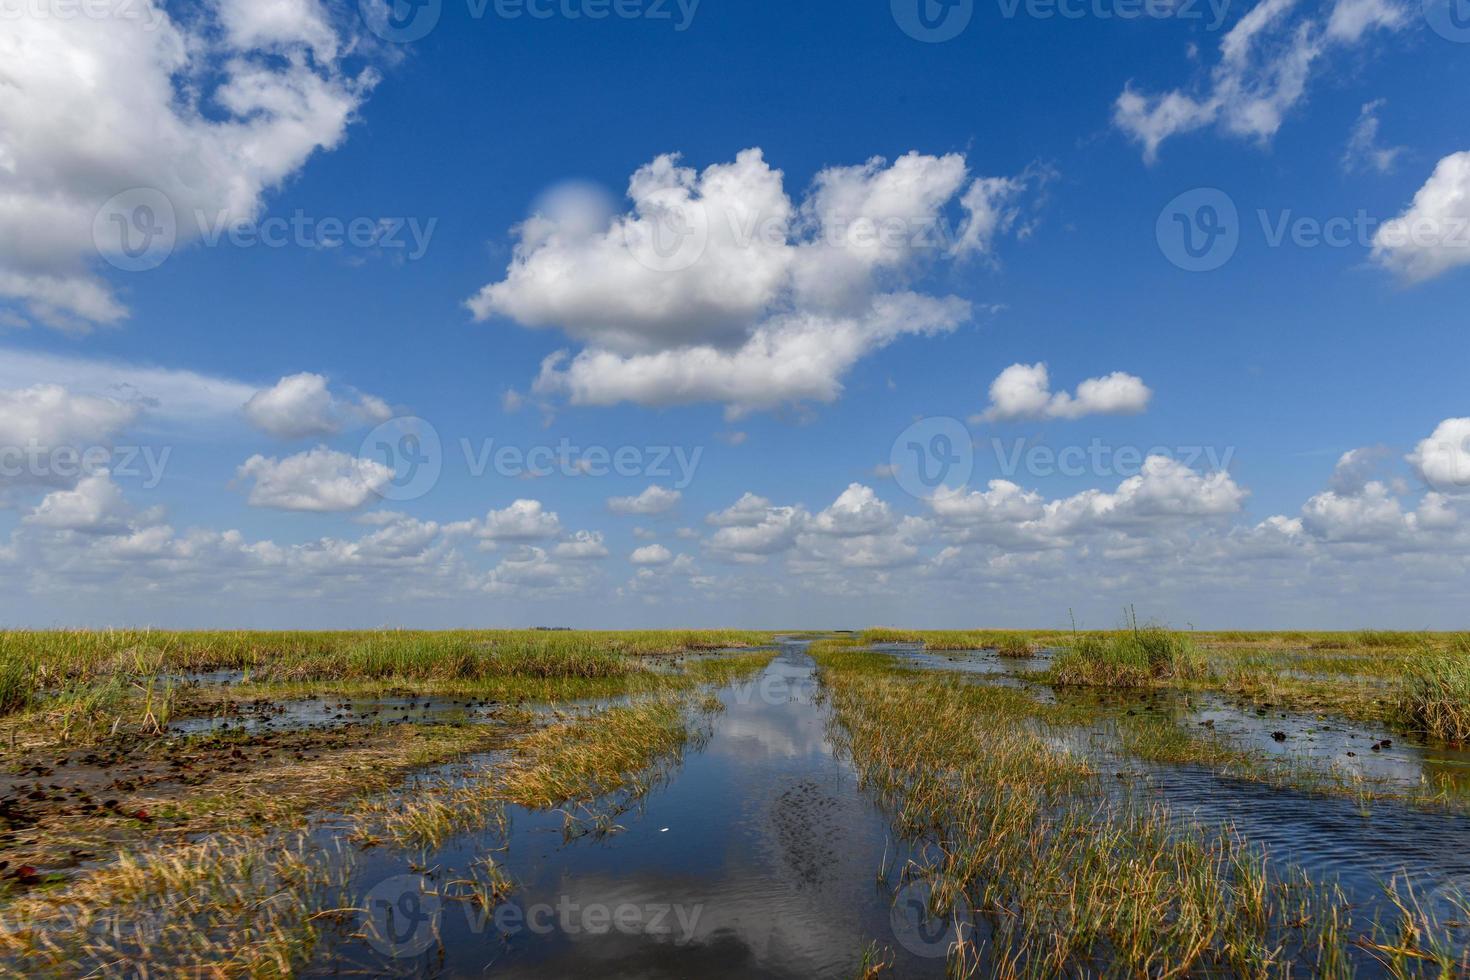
[
  {"left": 1395, "top": 655, "right": 1470, "bottom": 742},
  {"left": 1051, "top": 625, "right": 1204, "bottom": 687},
  {"left": 812, "top": 645, "right": 1359, "bottom": 975}
]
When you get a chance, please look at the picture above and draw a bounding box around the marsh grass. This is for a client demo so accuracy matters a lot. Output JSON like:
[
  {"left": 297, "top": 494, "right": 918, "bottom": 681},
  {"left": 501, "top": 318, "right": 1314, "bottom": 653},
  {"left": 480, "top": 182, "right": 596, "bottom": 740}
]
[
  {"left": 353, "top": 695, "right": 713, "bottom": 853},
  {"left": 0, "top": 646, "right": 770, "bottom": 975},
  {"left": 993, "top": 633, "right": 1034, "bottom": 657},
  {"left": 0, "top": 630, "right": 772, "bottom": 754},
  {"left": 812, "top": 646, "right": 1367, "bottom": 975},
  {"left": 0, "top": 628, "right": 771, "bottom": 689},
  {"left": 0, "top": 831, "right": 351, "bottom": 976},
  {"left": 817, "top": 646, "right": 1470, "bottom": 975},
  {"left": 1051, "top": 625, "right": 1205, "bottom": 688},
  {"left": 860, "top": 628, "right": 1065, "bottom": 651},
  {"left": 1395, "top": 655, "right": 1470, "bottom": 743}
]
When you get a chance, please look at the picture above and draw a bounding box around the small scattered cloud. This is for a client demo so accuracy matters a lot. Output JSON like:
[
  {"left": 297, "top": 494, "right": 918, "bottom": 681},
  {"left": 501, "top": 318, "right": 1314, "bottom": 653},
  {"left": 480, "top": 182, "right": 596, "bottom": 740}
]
[
  {"left": 243, "top": 373, "right": 392, "bottom": 440},
  {"left": 608, "top": 484, "right": 682, "bottom": 515},
  {"left": 976, "top": 363, "right": 1151, "bottom": 423},
  {"left": 1341, "top": 99, "right": 1404, "bottom": 175},
  {"left": 236, "top": 447, "right": 393, "bottom": 512},
  {"left": 629, "top": 543, "right": 675, "bottom": 565}
]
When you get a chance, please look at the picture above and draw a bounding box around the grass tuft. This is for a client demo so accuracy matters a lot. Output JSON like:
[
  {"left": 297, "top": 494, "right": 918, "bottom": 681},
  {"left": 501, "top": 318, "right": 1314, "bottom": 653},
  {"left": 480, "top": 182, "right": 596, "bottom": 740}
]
[
  {"left": 1051, "top": 624, "right": 1204, "bottom": 688},
  {"left": 1395, "top": 655, "right": 1470, "bottom": 743}
]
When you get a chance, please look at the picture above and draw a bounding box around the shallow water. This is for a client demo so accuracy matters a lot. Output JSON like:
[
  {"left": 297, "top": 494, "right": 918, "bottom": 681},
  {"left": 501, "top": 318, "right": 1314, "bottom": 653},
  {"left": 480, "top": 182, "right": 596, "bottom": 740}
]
[
  {"left": 296, "top": 639, "right": 1470, "bottom": 975},
  {"left": 320, "top": 641, "right": 947, "bottom": 977}
]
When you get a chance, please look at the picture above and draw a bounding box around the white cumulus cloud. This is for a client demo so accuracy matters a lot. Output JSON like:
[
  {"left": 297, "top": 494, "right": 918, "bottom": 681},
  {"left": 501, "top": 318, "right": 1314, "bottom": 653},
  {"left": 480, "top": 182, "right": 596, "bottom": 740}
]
[
  {"left": 607, "top": 484, "right": 682, "bottom": 515},
  {"left": 237, "top": 447, "right": 393, "bottom": 512},
  {"left": 0, "top": 0, "right": 374, "bottom": 329},
  {"left": 243, "top": 373, "right": 393, "bottom": 440},
  {"left": 630, "top": 543, "right": 675, "bottom": 566},
  {"left": 0, "top": 384, "right": 140, "bottom": 451},
  {"left": 978, "top": 363, "right": 1152, "bottom": 422},
  {"left": 1407, "top": 418, "right": 1470, "bottom": 495},
  {"left": 1371, "top": 152, "right": 1470, "bottom": 283},
  {"left": 469, "top": 148, "right": 1044, "bottom": 416}
]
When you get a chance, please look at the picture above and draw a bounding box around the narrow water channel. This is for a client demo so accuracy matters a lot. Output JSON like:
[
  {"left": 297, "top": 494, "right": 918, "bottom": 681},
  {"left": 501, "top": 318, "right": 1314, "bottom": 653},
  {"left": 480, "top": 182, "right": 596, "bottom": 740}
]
[{"left": 325, "top": 639, "right": 946, "bottom": 978}]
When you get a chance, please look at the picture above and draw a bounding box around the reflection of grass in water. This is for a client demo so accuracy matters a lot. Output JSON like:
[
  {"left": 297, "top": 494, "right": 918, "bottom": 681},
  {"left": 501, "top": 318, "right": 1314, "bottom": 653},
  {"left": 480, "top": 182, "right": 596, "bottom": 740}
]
[
  {"left": 813, "top": 643, "right": 1466, "bottom": 975},
  {"left": 352, "top": 661, "right": 771, "bottom": 852}
]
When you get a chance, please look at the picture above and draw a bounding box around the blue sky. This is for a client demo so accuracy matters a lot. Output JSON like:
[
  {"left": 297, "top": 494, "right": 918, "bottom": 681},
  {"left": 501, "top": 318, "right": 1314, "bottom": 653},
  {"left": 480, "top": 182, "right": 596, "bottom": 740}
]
[{"left": 1, "top": 0, "right": 1468, "bottom": 628}]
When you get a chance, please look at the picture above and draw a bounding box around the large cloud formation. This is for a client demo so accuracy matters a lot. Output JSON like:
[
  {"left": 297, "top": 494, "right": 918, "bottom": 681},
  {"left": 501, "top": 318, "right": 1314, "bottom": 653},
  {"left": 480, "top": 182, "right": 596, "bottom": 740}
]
[
  {"left": 0, "top": 0, "right": 374, "bottom": 329},
  {"left": 468, "top": 149, "right": 1045, "bottom": 417}
]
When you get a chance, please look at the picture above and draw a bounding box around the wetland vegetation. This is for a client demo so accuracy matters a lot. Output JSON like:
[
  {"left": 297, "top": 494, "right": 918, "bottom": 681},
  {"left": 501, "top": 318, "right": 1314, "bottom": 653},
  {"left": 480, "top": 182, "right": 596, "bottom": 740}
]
[{"left": 0, "top": 625, "right": 1465, "bottom": 976}]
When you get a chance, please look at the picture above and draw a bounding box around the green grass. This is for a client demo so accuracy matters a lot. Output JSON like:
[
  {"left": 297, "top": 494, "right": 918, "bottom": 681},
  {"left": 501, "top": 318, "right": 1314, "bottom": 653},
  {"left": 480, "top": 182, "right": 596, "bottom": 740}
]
[
  {"left": 994, "top": 632, "right": 1033, "bottom": 657},
  {"left": 810, "top": 644, "right": 1375, "bottom": 975},
  {"left": 1051, "top": 625, "right": 1205, "bottom": 688},
  {"left": 0, "top": 628, "right": 771, "bottom": 688},
  {"left": 859, "top": 628, "right": 1062, "bottom": 651},
  {"left": 0, "top": 630, "right": 774, "bottom": 752},
  {"left": 1396, "top": 656, "right": 1470, "bottom": 743}
]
